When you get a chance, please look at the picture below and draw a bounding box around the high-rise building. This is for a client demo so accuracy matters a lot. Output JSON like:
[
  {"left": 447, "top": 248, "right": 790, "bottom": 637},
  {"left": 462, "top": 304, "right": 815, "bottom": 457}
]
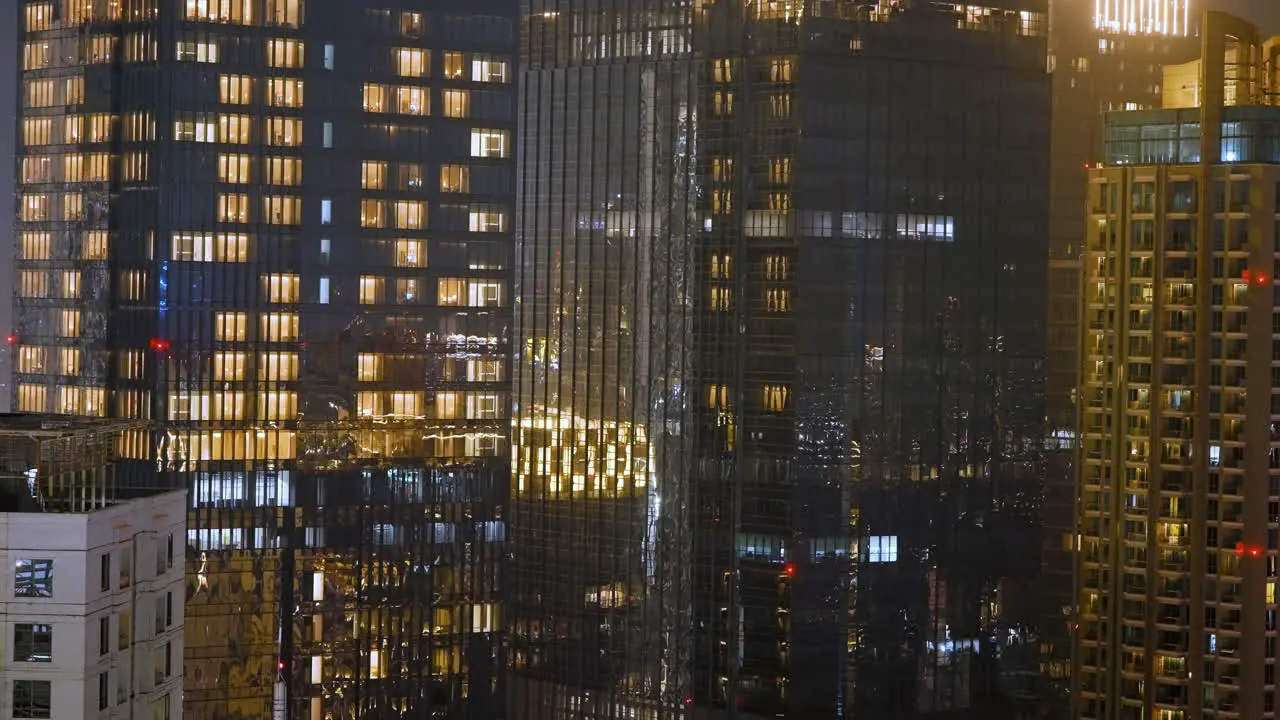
[
  {"left": 0, "top": 415, "right": 185, "bottom": 720},
  {"left": 12, "top": 2, "right": 515, "bottom": 718},
  {"left": 1044, "top": 0, "right": 1197, "bottom": 710},
  {"left": 512, "top": 0, "right": 1049, "bottom": 716},
  {"left": 1076, "top": 13, "right": 1280, "bottom": 718}
]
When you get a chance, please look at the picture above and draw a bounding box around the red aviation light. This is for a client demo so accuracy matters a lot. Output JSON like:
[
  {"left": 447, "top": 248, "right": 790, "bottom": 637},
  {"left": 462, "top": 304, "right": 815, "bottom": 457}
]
[
  {"left": 149, "top": 338, "right": 171, "bottom": 352},
  {"left": 1242, "top": 270, "right": 1252, "bottom": 282},
  {"left": 5, "top": 335, "right": 16, "bottom": 346},
  {"left": 1255, "top": 272, "right": 1270, "bottom": 286},
  {"left": 1235, "top": 542, "right": 1264, "bottom": 557},
  {"left": 783, "top": 563, "right": 796, "bottom": 577}
]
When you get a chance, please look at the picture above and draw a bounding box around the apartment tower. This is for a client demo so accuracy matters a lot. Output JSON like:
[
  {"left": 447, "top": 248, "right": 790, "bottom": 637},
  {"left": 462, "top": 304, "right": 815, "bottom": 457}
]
[
  {"left": 513, "top": 0, "right": 1049, "bottom": 716},
  {"left": 13, "top": 1, "right": 515, "bottom": 718},
  {"left": 1077, "top": 13, "right": 1280, "bottom": 719}
]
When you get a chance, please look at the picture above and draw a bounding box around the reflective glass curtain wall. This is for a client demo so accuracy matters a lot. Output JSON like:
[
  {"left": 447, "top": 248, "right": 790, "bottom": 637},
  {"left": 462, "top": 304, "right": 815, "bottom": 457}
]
[{"left": 13, "top": 1, "right": 515, "bottom": 718}]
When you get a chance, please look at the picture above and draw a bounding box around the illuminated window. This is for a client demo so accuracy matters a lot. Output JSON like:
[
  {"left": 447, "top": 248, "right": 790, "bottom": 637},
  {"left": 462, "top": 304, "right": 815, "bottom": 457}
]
[
  {"left": 707, "top": 384, "right": 728, "bottom": 409},
  {"left": 124, "top": 112, "right": 156, "bottom": 142},
  {"left": 768, "top": 93, "right": 791, "bottom": 119},
  {"left": 765, "top": 255, "right": 790, "bottom": 280},
  {"left": 763, "top": 384, "right": 789, "bottom": 412},
  {"left": 60, "top": 310, "right": 82, "bottom": 338},
  {"left": 443, "top": 90, "right": 469, "bottom": 118},
  {"left": 260, "top": 313, "right": 299, "bottom": 342},
  {"left": 709, "top": 254, "right": 731, "bottom": 279},
  {"left": 394, "top": 48, "right": 428, "bottom": 77},
  {"left": 259, "top": 391, "right": 298, "bottom": 421},
  {"left": 119, "top": 269, "right": 147, "bottom": 301},
  {"left": 119, "top": 350, "right": 145, "bottom": 380},
  {"left": 766, "top": 288, "right": 791, "bottom": 313},
  {"left": 23, "top": 157, "right": 52, "bottom": 183},
  {"left": 769, "top": 157, "right": 792, "bottom": 184},
  {"left": 266, "top": 39, "right": 304, "bottom": 68},
  {"left": 259, "top": 352, "right": 299, "bottom": 381},
  {"left": 264, "top": 196, "right": 302, "bottom": 225},
  {"left": 394, "top": 239, "right": 425, "bottom": 267},
  {"left": 184, "top": 0, "right": 253, "bottom": 23},
  {"left": 440, "top": 165, "right": 469, "bottom": 193},
  {"left": 435, "top": 392, "right": 462, "bottom": 419},
  {"left": 393, "top": 201, "right": 426, "bottom": 230},
  {"left": 396, "top": 278, "right": 420, "bottom": 303},
  {"left": 61, "top": 271, "right": 81, "bottom": 299},
  {"left": 712, "top": 190, "right": 732, "bottom": 214},
  {"left": 357, "top": 353, "right": 383, "bottom": 381},
  {"left": 401, "top": 11, "right": 423, "bottom": 36},
  {"left": 437, "top": 278, "right": 464, "bottom": 306},
  {"left": 23, "top": 42, "right": 50, "bottom": 70},
  {"left": 123, "top": 31, "right": 157, "bottom": 63},
  {"left": 122, "top": 151, "right": 149, "bottom": 182},
  {"left": 395, "top": 86, "right": 428, "bottom": 115},
  {"left": 218, "top": 114, "right": 251, "bottom": 144},
  {"left": 362, "top": 161, "right": 387, "bottom": 190},
  {"left": 768, "top": 192, "right": 791, "bottom": 212},
  {"left": 219, "top": 75, "right": 253, "bottom": 104},
  {"left": 18, "top": 271, "right": 48, "bottom": 299},
  {"left": 23, "top": 118, "right": 52, "bottom": 146},
  {"left": 17, "top": 384, "right": 47, "bottom": 412},
  {"left": 61, "top": 192, "right": 83, "bottom": 221},
  {"left": 64, "top": 77, "right": 85, "bottom": 105},
  {"left": 19, "top": 233, "right": 51, "bottom": 260},
  {"left": 266, "top": 156, "right": 302, "bottom": 185},
  {"left": 770, "top": 58, "right": 794, "bottom": 82},
  {"left": 397, "top": 163, "right": 424, "bottom": 190},
  {"left": 218, "top": 193, "right": 250, "bottom": 223},
  {"left": 467, "top": 280, "right": 504, "bottom": 307},
  {"left": 88, "top": 36, "right": 116, "bottom": 63},
  {"left": 710, "top": 287, "right": 731, "bottom": 311},
  {"left": 363, "top": 84, "right": 388, "bottom": 112},
  {"left": 265, "top": 0, "right": 304, "bottom": 27},
  {"left": 215, "top": 312, "right": 248, "bottom": 341},
  {"left": 59, "top": 348, "right": 80, "bottom": 376},
  {"left": 172, "top": 233, "right": 249, "bottom": 262},
  {"left": 73, "top": 153, "right": 111, "bottom": 182},
  {"left": 26, "top": 3, "right": 54, "bottom": 31},
  {"left": 469, "top": 130, "right": 509, "bottom": 158},
  {"left": 865, "top": 535, "right": 898, "bottom": 563},
  {"left": 468, "top": 206, "right": 506, "bottom": 232},
  {"left": 361, "top": 199, "right": 386, "bottom": 228},
  {"left": 26, "top": 79, "right": 55, "bottom": 108},
  {"left": 176, "top": 40, "right": 219, "bottom": 63},
  {"left": 18, "top": 347, "right": 47, "bottom": 374},
  {"left": 83, "top": 231, "right": 109, "bottom": 259},
  {"left": 359, "top": 276, "right": 384, "bottom": 305},
  {"left": 471, "top": 56, "right": 509, "bottom": 83},
  {"left": 266, "top": 117, "right": 302, "bottom": 146},
  {"left": 218, "top": 154, "right": 251, "bottom": 183},
  {"left": 19, "top": 194, "right": 49, "bottom": 222},
  {"left": 712, "top": 58, "right": 732, "bottom": 83},
  {"left": 85, "top": 114, "right": 113, "bottom": 142},
  {"left": 263, "top": 274, "right": 300, "bottom": 303},
  {"left": 466, "top": 359, "right": 503, "bottom": 382},
  {"left": 443, "top": 52, "right": 465, "bottom": 78},
  {"left": 213, "top": 352, "right": 247, "bottom": 381},
  {"left": 713, "top": 91, "right": 734, "bottom": 116},
  {"left": 175, "top": 115, "right": 216, "bottom": 142},
  {"left": 267, "top": 78, "right": 304, "bottom": 107},
  {"left": 711, "top": 156, "right": 733, "bottom": 181}
]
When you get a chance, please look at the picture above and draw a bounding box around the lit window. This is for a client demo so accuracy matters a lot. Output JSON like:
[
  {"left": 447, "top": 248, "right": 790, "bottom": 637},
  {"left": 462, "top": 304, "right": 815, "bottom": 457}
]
[
  {"left": 395, "top": 86, "right": 428, "bottom": 115},
  {"left": 218, "top": 193, "right": 250, "bottom": 223},
  {"left": 865, "top": 535, "right": 898, "bottom": 563},
  {"left": 266, "top": 39, "right": 304, "bottom": 68},
  {"left": 124, "top": 112, "right": 156, "bottom": 141},
  {"left": 262, "top": 273, "right": 300, "bottom": 303},
  {"left": 440, "top": 164, "right": 469, "bottom": 193},
  {"left": 709, "top": 254, "right": 731, "bottom": 279},
  {"left": 260, "top": 313, "right": 299, "bottom": 342},
  {"left": 58, "top": 348, "right": 80, "bottom": 376},
  {"left": 712, "top": 190, "right": 732, "bottom": 214},
  {"left": 122, "top": 151, "right": 149, "bottom": 182},
  {"left": 471, "top": 56, "right": 510, "bottom": 83},
  {"left": 320, "top": 199, "right": 332, "bottom": 225},
  {"left": 707, "top": 384, "right": 728, "bottom": 409},
  {"left": 398, "top": 163, "right": 424, "bottom": 190},
  {"left": 361, "top": 199, "right": 386, "bottom": 228},
  {"left": 766, "top": 288, "right": 791, "bottom": 313},
  {"left": 23, "top": 42, "right": 50, "bottom": 70},
  {"left": 394, "top": 48, "right": 428, "bottom": 77},
  {"left": 468, "top": 206, "right": 506, "bottom": 232},
  {"left": 469, "top": 129, "right": 509, "bottom": 158},
  {"left": 713, "top": 91, "right": 733, "bottom": 116},
  {"left": 394, "top": 239, "right": 425, "bottom": 267},
  {"left": 323, "top": 43, "right": 334, "bottom": 69},
  {"left": 23, "top": 157, "right": 52, "bottom": 183},
  {"left": 765, "top": 255, "right": 790, "bottom": 280},
  {"left": 465, "top": 359, "right": 503, "bottom": 383},
  {"left": 184, "top": 0, "right": 253, "bottom": 23},
  {"left": 401, "top": 11, "right": 423, "bottom": 36},
  {"left": 16, "top": 385, "right": 47, "bottom": 412},
  {"left": 266, "top": 156, "right": 302, "bottom": 185},
  {"left": 362, "top": 161, "right": 387, "bottom": 189},
  {"left": 88, "top": 36, "right": 115, "bottom": 63},
  {"left": 770, "top": 58, "right": 794, "bottom": 82},
  {"left": 393, "top": 201, "right": 426, "bottom": 230},
  {"left": 266, "top": 117, "right": 302, "bottom": 146},
  {"left": 172, "top": 232, "right": 250, "bottom": 262},
  {"left": 57, "top": 191, "right": 81, "bottom": 219},
  {"left": 19, "top": 194, "right": 49, "bottom": 222},
  {"left": 712, "top": 156, "right": 734, "bottom": 181},
  {"left": 83, "top": 231, "right": 109, "bottom": 259},
  {"left": 396, "top": 278, "right": 419, "bottom": 303},
  {"left": 19, "top": 233, "right": 51, "bottom": 260},
  {"left": 438, "top": 278, "right": 464, "bottom": 306},
  {"left": 259, "top": 352, "right": 299, "bottom": 381},
  {"left": 363, "top": 84, "right": 387, "bottom": 112},
  {"left": 218, "top": 154, "right": 251, "bottom": 183},
  {"left": 26, "top": 79, "right": 55, "bottom": 108},
  {"left": 443, "top": 90, "right": 469, "bottom": 118},
  {"left": 710, "top": 287, "right": 731, "bottom": 311},
  {"left": 213, "top": 352, "right": 247, "bottom": 381},
  {"left": 259, "top": 391, "right": 298, "bottom": 421},
  {"left": 61, "top": 271, "right": 81, "bottom": 299},
  {"left": 60, "top": 309, "right": 82, "bottom": 338},
  {"left": 443, "top": 52, "right": 464, "bottom": 78},
  {"left": 467, "top": 280, "right": 504, "bottom": 307},
  {"left": 359, "top": 276, "right": 384, "bottom": 305},
  {"left": 436, "top": 392, "right": 462, "bottom": 419},
  {"left": 218, "top": 114, "right": 252, "bottom": 144},
  {"left": 267, "top": 77, "right": 304, "bottom": 107},
  {"left": 265, "top": 0, "right": 304, "bottom": 27},
  {"left": 18, "top": 271, "right": 48, "bottom": 299},
  {"left": 64, "top": 77, "right": 84, "bottom": 105},
  {"left": 357, "top": 353, "right": 383, "bottom": 381},
  {"left": 769, "top": 157, "right": 792, "bottom": 183},
  {"left": 23, "top": 118, "right": 53, "bottom": 146},
  {"left": 18, "top": 347, "right": 47, "bottom": 374},
  {"left": 264, "top": 196, "right": 302, "bottom": 225},
  {"left": 26, "top": 4, "right": 54, "bottom": 31},
  {"left": 214, "top": 312, "right": 248, "bottom": 341},
  {"left": 176, "top": 40, "right": 219, "bottom": 63},
  {"left": 175, "top": 115, "right": 216, "bottom": 142},
  {"left": 763, "top": 384, "right": 788, "bottom": 412}
]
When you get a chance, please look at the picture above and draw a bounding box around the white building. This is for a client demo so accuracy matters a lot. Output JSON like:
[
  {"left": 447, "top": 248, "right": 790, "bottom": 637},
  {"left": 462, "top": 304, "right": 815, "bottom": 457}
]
[{"left": 0, "top": 489, "right": 186, "bottom": 720}]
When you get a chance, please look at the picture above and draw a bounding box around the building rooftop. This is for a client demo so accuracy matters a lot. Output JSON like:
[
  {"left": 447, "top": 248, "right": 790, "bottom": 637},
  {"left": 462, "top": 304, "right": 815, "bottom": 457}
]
[{"left": 1102, "top": 105, "right": 1280, "bottom": 165}]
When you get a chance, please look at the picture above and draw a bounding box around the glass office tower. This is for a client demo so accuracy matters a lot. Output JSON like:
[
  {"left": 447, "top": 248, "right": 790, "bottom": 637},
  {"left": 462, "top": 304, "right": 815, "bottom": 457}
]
[
  {"left": 13, "top": 1, "right": 515, "bottom": 718},
  {"left": 513, "top": 0, "right": 1049, "bottom": 717}
]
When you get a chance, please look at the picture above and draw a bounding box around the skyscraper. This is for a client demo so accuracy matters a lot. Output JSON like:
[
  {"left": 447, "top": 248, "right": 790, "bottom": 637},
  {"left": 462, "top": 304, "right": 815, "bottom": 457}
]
[
  {"left": 1076, "top": 13, "right": 1280, "bottom": 718},
  {"left": 1044, "top": 0, "right": 1197, "bottom": 711},
  {"left": 512, "top": 0, "right": 1050, "bottom": 716},
  {"left": 13, "top": 1, "right": 515, "bottom": 717}
]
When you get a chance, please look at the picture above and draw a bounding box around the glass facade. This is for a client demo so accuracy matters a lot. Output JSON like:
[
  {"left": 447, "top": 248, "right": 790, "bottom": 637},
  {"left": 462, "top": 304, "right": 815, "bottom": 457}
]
[
  {"left": 513, "top": 0, "right": 1049, "bottom": 717},
  {"left": 14, "top": 1, "right": 515, "bottom": 718}
]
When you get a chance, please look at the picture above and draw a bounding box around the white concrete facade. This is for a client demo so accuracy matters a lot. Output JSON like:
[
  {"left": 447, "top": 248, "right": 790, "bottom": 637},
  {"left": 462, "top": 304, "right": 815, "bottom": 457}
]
[{"left": 0, "top": 490, "right": 186, "bottom": 720}]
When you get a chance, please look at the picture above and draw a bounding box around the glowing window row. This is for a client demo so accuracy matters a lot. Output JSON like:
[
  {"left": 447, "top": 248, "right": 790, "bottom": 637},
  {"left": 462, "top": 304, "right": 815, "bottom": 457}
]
[
  {"left": 21, "top": 114, "right": 113, "bottom": 145},
  {"left": 356, "top": 391, "right": 503, "bottom": 419},
  {"left": 355, "top": 355, "right": 503, "bottom": 382},
  {"left": 183, "top": 0, "right": 303, "bottom": 27},
  {"left": 19, "top": 192, "right": 98, "bottom": 222},
  {"left": 24, "top": 0, "right": 158, "bottom": 29},
  {"left": 208, "top": 194, "right": 302, "bottom": 224},
  {"left": 214, "top": 312, "right": 299, "bottom": 342},
  {"left": 360, "top": 161, "right": 470, "bottom": 193},
  {"left": 16, "top": 270, "right": 82, "bottom": 299},
  {"left": 15, "top": 384, "right": 106, "bottom": 417},
  {"left": 174, "top": 115, "right": 299, "bottom": 145},
  {"left": 167, "top": 391, "right": 298, "bottom": 421},
  {"left": 21, "top": 153, "right": 111, "bottom": 184},
  {"left": 218, "top": 75, "right": 303, "bottom": 107},
  {"left": 359, "top": 277, "right": 505, "bottom": 306},
  {"left": 176, "top": 38, "right": 305, "bottom": 66},
  {"left": 18, "top": 231, "right": 109, "bottom": 260},
  {"left": 16, "top": 346, "right": 83, "bottom": 375}
]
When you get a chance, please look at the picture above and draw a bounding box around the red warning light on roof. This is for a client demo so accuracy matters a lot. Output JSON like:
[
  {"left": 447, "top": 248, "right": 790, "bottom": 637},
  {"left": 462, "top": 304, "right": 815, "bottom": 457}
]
[{"left": 149, "top": 338, "right": 171, "bottom": 352}]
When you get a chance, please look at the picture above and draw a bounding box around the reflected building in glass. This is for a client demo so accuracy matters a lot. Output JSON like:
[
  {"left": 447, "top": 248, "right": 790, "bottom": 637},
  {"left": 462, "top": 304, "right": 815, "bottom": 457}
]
[
  {"left": 13, "top": 0, "right": 515, "bottom": 718},
  {"left": 512, "top": 0, "right": 1049, "bottom": 717}
]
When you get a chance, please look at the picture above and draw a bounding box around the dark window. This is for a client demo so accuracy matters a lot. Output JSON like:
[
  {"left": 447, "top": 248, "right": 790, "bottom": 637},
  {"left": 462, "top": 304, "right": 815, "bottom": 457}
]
[
  {"left": 166, "top": 533, "right": 174, "bottom": 569},
  {"left": 98, "top": 672, "right": 109, "bottom": 710},
  {"left": 100, "top": 553, "right": 110, "bottom": 592},
  {"left": 99, "top": 616, "right": 110, "bottom": 655},
  {"left": 166, "top": 591, "right": 174, "bottom": 626},
  {"left": 14, "top": 559, "right": 53, "bottom": 598},
  {"left": 13, "top": 623, "right": 52, "bottom": 662},
  {"left": 13, "top": 680, "right": 51, "bottom": 719}
]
